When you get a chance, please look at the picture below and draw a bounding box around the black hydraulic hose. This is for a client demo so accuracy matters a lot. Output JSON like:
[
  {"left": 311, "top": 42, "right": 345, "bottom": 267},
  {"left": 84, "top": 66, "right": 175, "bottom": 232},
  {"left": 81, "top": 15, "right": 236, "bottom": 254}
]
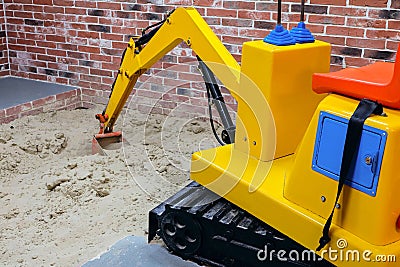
[
  {"left": 102, "top": 10, "right": 174, "bottom": 116},
  {"left": 197, "top": 56, "right": 236, "bottom": 145},
  {"left": 141, "top": 9, "right": 175, "bottom": 35},
  {"left": 206, "top": 87, "right": 225, "bottom": 146},
  {"left": 111, "top": 48, "right": 127, "bottom": 93},
  {"left": 198, "top": 56, "right": 224, "bottom": 145},
  {"left": 136, "top": 9, "right": 176, "bottom": 48},
  {"left": 135, "top": 25, "right": 162, "bottom": 47},
  {"left": 107, "top": 15, "right": 166, "bottom": 114},
  {"left": 141, "top": 19, "right": 165, "bottom": 35},
  {"left": 196, "top": 56, "right": 225, "bottom": 103}
]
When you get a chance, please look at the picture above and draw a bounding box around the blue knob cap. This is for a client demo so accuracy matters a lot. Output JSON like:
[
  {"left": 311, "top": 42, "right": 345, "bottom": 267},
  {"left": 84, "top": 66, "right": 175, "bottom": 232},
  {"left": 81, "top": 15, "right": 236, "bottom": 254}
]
[
  {"left": 263, "top": 24, "right": 296, "bottom": 46},
  {"left": 290, "top": 21, "right": 315, "bottom": 44}
]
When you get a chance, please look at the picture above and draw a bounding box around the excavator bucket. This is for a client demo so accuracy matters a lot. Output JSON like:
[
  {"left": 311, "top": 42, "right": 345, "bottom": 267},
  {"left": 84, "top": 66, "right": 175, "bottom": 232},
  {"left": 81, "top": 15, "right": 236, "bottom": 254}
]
[{"left": 91, "top": 131, "right": 123, "bottom": 155}]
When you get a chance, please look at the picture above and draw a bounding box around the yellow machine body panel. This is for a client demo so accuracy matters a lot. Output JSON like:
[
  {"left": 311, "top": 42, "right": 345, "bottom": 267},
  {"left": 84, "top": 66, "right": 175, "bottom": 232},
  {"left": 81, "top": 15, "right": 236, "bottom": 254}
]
[
  {"left": 191, "top": 40, "right": 400, "bottom": 265},
  {"left": 191, "top": 145, "right": 400, "bottom": 266},
  {"left": 234, "top": 40, "right": 330, "bottom": 161},
  {"left": 285, "top": 94, "right": 400, "bottom": 246}
]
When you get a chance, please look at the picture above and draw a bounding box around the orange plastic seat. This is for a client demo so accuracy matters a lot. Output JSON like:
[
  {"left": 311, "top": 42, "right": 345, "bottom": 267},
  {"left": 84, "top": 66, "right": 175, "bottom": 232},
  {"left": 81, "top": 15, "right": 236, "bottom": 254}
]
[{"left": 312, "top": 45, "right": 400, "bottom": 109}]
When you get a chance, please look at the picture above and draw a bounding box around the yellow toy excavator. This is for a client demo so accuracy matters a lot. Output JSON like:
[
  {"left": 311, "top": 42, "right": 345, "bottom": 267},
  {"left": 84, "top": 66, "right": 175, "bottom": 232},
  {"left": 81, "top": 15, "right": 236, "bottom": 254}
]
[{"left": 95, "top": 2, "right": 400, "bottom": 266}]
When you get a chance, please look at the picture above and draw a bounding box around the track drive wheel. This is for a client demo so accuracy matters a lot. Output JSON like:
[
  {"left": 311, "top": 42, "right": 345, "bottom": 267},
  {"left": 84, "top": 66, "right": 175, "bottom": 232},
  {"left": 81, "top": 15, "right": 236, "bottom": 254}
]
[{"left": 160, "top": 210, "right": 202, "bottom": 258}]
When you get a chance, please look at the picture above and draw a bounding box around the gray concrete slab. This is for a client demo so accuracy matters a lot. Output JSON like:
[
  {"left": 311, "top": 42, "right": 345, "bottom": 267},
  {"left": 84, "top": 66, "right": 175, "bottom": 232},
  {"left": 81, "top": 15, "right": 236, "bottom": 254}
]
[
  {"left": 0, "top": 77, "right": 76, "bottom": 109},
  {"left": 83, "top": 236, "right": 201, "bottom": 267}
]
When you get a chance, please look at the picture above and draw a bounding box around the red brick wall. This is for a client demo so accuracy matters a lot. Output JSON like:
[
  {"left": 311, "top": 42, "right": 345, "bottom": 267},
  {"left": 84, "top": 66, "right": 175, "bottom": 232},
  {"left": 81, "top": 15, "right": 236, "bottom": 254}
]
[
  {"left": 0, "top": 2, "right": 9, "bottom": 76},
  {"left": 2, "top": 0, "right": 400, "bottom": 116},
  {"left": 0, "top": 88, "right": 82, "bottom": 124}
]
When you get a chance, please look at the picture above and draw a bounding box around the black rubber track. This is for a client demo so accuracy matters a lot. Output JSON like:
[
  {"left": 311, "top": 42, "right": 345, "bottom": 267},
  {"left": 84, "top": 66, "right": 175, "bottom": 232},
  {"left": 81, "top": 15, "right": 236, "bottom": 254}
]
[{"left": 149, "top": 182, "right": 336, "bottom": 267}]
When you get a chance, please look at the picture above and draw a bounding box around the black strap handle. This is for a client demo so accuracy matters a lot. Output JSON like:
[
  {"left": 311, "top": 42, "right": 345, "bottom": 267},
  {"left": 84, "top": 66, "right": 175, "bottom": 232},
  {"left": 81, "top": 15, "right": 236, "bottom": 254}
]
[{"left": 316, "top": 99, "right": 383, "bottom": 251}]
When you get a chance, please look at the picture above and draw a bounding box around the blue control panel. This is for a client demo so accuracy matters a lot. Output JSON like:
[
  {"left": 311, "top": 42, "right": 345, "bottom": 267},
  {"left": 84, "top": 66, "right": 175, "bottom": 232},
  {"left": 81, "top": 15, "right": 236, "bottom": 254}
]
[{"left": 312, "top": 111, "right": 387, "bottom": 196}]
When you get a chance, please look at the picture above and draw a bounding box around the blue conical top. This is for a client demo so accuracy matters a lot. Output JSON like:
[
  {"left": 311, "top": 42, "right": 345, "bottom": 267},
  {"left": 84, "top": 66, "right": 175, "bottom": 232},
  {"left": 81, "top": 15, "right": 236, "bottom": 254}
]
[
  {"left": 290, "top": 21, "right": 315, "bottom": 44},
  {"left": 263, "top": 24, "right": 296, "bottom": 46}
]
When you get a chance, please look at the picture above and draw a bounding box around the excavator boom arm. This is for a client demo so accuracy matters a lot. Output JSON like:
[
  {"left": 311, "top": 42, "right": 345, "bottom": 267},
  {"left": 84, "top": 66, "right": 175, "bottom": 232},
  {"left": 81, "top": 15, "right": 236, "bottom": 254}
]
[{"left": 98, "top": 7, "right": 241, "bottom": 132}]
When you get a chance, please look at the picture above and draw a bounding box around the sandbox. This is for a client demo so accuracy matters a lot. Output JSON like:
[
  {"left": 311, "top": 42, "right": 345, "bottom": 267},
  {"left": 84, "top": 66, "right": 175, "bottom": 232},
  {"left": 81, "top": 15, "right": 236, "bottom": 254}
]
[{"left": 0, "top": 99, "right": 216, "bottom": 266}]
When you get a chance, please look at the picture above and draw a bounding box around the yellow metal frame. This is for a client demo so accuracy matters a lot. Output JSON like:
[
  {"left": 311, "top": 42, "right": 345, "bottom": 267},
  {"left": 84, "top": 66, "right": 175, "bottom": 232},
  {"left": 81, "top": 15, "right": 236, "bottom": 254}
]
[
  {"left": 101, "top": 7, "right": 240, "bottom": 131},
  {"left": 191, "top": 38, "right": 400, "bottom": 266},
  {"left": 285, "top": 94, "right": 400, "bottom": 246},
  {"left": 235, "top": 40, "right": 330, "bottom": 161},
  {"left": 192, "top": 144, "right": 400, "bottom": 266}
]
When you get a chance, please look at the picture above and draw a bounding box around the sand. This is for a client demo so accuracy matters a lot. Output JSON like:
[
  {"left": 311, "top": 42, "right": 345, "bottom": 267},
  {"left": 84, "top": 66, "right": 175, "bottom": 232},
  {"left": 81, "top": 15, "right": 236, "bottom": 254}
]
[{"left": 0, "top": 104, "right": 219, "bottom": 266}]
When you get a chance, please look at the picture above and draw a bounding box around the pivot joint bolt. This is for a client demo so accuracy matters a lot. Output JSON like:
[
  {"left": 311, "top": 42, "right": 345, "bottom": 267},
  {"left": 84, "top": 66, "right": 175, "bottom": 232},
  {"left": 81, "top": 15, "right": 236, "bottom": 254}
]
[{"left": 365, "top": 156, "right": 372, "bottom": 165}]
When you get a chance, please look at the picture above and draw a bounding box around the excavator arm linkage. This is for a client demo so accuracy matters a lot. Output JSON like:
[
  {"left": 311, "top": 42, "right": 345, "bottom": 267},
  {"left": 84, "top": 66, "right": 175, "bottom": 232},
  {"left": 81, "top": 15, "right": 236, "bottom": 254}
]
[{"left": 96, "top": 7, "right": 241, "bottom": 134}]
